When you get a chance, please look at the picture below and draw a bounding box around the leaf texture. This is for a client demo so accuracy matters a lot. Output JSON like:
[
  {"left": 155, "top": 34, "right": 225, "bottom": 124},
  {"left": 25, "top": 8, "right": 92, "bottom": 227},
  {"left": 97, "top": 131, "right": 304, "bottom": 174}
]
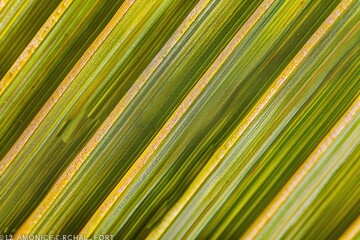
[{"left": 0, "top": 0, "right": 359, "bottom": 238}]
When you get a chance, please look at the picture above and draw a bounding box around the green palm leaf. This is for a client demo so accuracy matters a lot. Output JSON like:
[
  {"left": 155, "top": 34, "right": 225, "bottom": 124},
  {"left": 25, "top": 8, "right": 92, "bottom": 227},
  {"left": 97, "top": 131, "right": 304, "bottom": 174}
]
[{"left": 0, "top": 0, "right": 359, "bottom": 239}]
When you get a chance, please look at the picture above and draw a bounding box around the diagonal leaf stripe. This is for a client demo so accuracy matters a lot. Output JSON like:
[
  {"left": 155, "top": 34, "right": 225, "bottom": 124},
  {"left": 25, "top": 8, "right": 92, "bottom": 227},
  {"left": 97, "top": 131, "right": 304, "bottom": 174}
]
[
  {"left": 0, "top": 0, "right": 69, "bottom": 94},
  {"left": 146, "top": 1, "right": 358, "bottom": 238},
  {"left": 340, "top": 216, "right": 360, "bottom": 240},
  {"left": 243, "top": 95, "right": 360, "bottom": 239},
  {"left": 80, "top": 0, "right": 275, "bottom": 235}
]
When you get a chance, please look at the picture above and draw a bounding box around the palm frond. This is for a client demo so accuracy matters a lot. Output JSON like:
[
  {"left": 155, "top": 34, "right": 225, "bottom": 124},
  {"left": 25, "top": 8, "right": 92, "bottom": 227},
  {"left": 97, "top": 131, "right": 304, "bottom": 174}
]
[{"left": 0, "top": 0, "right": 359, "bottom": 238}]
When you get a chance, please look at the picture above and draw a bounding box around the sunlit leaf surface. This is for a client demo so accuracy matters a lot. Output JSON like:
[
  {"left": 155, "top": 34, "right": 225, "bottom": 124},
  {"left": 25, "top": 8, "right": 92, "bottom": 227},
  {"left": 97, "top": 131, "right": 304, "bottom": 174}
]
[{"left": 0, "top": 0, "right": 359, "bottom": 239}]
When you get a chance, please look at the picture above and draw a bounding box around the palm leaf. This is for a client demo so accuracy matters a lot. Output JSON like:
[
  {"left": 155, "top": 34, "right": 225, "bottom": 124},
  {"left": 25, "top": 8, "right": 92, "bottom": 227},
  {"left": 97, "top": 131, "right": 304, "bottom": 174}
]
[{"left": 0, "top": 0, "right": 359, "bottom": 239}]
